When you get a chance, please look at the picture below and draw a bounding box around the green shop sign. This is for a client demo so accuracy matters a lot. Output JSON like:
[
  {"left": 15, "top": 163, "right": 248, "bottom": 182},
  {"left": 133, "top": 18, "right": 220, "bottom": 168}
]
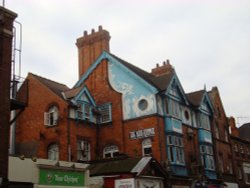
[{"left": 39, "top": 168, "right": 85, "bottom": 186}]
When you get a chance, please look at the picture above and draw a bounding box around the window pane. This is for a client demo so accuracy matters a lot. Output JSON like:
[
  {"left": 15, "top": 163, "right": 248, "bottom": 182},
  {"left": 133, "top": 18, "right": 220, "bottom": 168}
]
[
  {"left": 48, "top": 144, "right": 59, "bottom": 161},
  {"left": 77, "top": 140, "right": 90, "bottom": 161},
  {"left": 103, "top": 145, "right": 119, "bottom": 158},
  {"left": 144, "top": 147, "right": 152, "bottom": 155},
  {"left": 169, "top": 147, "right": 174, "bottom": 162}
]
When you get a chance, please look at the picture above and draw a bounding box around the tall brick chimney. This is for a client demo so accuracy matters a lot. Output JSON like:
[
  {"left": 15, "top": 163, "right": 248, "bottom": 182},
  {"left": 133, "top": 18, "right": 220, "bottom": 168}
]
[
  {"left": 0, "top": 5, "right": 17, "bottom": 185},
  {"left": 76, "top": 25, "right": 110, "bottom": 79},
  {"left": 151, "top": 59, "right": 174, "bottom": 76}
]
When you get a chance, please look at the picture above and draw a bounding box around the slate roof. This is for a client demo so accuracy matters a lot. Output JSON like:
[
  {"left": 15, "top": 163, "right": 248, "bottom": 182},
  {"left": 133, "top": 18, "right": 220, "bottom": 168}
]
[
  {"left": 186, "top": 89, "right": 205, "bottom": 107},
  {"left": 89, "top": 157, "right": 142, "bottom": 176},
  {"left": 107, "top": 52, "right": 174, "bottom": 91},
  {"left": 238, "top": 123, "right": 250, "bottom": 142},
  {"left": 30, "top": 73, "right": 69, "bottom": 99},
  {"left": 63, "top": 85, "right": 84, "bottom": 100}
]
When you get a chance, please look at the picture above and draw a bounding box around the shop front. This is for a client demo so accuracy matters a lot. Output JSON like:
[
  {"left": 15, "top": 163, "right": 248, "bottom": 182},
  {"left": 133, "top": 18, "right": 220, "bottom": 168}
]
[{"left": 8, "top": 156, "right": 89, "bottom": 188}]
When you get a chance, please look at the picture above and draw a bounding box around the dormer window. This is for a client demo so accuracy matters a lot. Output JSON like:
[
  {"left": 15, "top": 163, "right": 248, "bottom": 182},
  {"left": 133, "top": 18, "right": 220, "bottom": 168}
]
[
  {"left": 77, "top": 102, "right": 92, "bottom": 121},
  {"left": 44, "top": 105, "right": 58, "bottom": 126}
]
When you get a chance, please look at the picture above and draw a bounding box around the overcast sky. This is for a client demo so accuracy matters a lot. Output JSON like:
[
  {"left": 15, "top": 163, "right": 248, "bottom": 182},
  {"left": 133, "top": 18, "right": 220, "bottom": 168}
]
[{"left": 4, "top": 0, "right": 250, "bottom": 126}]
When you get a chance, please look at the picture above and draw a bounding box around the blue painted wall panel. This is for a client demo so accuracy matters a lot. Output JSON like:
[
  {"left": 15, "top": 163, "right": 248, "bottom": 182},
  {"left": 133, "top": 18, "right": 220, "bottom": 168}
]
[
  {"left": 198, "top": 129, "right": 212, "bottom": 143},
  {"left": 108, "top": 60, "right": 157, "bottom": 120}
]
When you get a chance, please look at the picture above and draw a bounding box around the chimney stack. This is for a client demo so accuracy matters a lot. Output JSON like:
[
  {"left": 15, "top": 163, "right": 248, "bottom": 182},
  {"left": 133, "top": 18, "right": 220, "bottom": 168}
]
[
  {"left": 151, "top": 59, "right": 174, "bottom": 76},
  {"left": 76, "top": 25, "right": 110, "bottom": 79}
]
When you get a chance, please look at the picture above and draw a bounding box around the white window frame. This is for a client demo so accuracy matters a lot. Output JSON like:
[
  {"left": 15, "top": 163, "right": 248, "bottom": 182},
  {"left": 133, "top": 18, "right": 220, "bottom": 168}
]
[
  {"left": 77, "top": 140, "right": 90, "bottom": 161},
  {"left": 48, "top": 144, "right": 59, "bottom": 161},
  {"left": 103, "top": 145, "right": 119, "bottom": 158},
  {"left": 44, "top": 106, "right": 58, "bottom": 126},
  {"left": 199, "top": 113, "right": 210, "bottom": 130},
  {"left": 200, "top": 144, "right": 215, "bottom": 170},
  {"left": 169, "top": 99, "right": 181, "bottom": 119},
  {"left": 142, "top": 138, "right": 152, "bottom": 156},
  {"left": 166, "top": 135, "right": 185, "bottom": 164},
  {"left": 98, "top": 103, "right": 112, "bottom": 123}
]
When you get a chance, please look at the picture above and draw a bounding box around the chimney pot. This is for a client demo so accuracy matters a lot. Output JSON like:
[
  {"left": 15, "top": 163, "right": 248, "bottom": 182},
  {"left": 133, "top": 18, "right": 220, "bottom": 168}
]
[
  {"left": 163, "top": 61, "right": 166, "bottom": 65},
  {"left": 166, "top": 59, "right": 170, "bottom": 64},
  {"left": 156, "top": 63, "right": 159, "bottom": 67},
  {"left": 91, "top": 29, "right": 95, "bottom": 34},
  {"left": 99, "top": 25, "right": 103, "bottom": 31},
  {"left": 84, "top": 31, "right": 88, "bottom": 36}
]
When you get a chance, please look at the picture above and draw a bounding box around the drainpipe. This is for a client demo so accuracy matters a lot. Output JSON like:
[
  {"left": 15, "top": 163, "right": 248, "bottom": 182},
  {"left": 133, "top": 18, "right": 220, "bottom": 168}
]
[{"left": 67, "top": 107, "right": 71, "bottom": 161}]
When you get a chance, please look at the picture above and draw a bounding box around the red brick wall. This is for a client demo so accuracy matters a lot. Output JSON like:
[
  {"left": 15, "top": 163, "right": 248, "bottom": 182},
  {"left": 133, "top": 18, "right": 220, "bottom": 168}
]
[
  {"left": 123, "top": 116, "right": 166, "bottom": 162},
  {"left": 16, "top": 74, "right": 98, "bottom": 161},
  {"left": 83, "top": 59, "right": 124, "bottom": 156},
  {"left": 0, "top": 6, "right": 17, "bottom": 180}
]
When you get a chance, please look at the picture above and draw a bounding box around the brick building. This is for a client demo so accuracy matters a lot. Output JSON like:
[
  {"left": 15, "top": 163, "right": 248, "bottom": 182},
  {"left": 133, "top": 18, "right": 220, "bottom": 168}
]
[
  {"left": 0, "top": 6, "right": 17, "bottom": 187},
  {"left": 15, "top": 26, "right": 244, "bottom": 187},
  {"left": 208, "top": 87, "right": 236, "bottom": 186},
  {"left": 229, "top": 118, "right": 250, "bottom": 188}
]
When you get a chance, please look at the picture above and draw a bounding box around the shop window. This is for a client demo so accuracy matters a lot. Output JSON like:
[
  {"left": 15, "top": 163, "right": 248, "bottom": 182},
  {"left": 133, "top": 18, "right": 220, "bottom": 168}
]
[
  {"left": 44, "top": 106, "right": 58, "bottom": 126},
  {"left": 48, "top": 144, "right": 59, "bottom": 161},
  {"left": 142, "top": 138, "right": 152, "bottom": 156},
  {"left": 103, "top": 145, "right": 119, "bottom": 158},
  {"left": 77, "top": 140, "right": 90, "bottom": 161}
]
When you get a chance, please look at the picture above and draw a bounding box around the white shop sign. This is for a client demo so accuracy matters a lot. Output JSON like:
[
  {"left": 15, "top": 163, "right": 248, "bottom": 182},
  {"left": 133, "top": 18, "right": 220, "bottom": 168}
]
[
  {"left": 130, "top": 128, "right": 155, "bottom": 139},
  {"left": 115, "top": 178, "right": 135, "bottom": 188}
]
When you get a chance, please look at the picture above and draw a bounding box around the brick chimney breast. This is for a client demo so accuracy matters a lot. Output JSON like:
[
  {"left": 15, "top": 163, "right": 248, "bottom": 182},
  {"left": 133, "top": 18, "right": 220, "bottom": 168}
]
[
  {"left": 76, "top": 25, "right": 111, "bottom": 78},
  {"left": 151, "top": 59, "right": 174, "bottom": 76}
]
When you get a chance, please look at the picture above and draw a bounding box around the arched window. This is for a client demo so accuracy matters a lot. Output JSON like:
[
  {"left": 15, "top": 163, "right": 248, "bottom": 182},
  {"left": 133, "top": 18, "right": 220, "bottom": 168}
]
[
  {"left": 103, "top": 145, "right": 119, "bottom": 158},
  {"left": 142, "top": 139, "right": 152, "bottom": 156},
  {"left": 48, "top": 144, "right": 59, "bottom": 160},
  {"left": 44, "top": 105, "right": 59, "bottom": 126}
]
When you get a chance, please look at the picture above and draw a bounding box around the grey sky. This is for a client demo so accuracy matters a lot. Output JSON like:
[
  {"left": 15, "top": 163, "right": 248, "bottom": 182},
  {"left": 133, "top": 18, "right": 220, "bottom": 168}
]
[{"left": 5, "top": 0, "right": 250, "bottom": 126}]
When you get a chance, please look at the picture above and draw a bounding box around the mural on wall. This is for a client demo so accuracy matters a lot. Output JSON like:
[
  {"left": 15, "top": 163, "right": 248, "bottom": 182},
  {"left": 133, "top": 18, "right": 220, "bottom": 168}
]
[{"left": 108, "top": 59, "right": 158, "bottom": 120}]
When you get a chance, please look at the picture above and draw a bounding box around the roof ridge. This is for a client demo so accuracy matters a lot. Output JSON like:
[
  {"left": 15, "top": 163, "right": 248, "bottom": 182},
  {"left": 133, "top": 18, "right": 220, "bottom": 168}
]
[
  {"left": 29, "top": 72, "right": 68, "bottom": 87},
  {"left": 186, "top": 89, "right": 205, "bottom": 95}
]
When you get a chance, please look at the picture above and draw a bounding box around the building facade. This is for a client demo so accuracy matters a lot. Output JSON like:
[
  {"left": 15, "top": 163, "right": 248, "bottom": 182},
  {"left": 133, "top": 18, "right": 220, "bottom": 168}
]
[
  {"left": 0, "top": 6, "right": 17, "bottom": 187},
  {"left": 229, "top": 118, "right": 250, "bottom": 188},
  {"left": 15, "top": 26, "right": 245, "bottom": 187}
]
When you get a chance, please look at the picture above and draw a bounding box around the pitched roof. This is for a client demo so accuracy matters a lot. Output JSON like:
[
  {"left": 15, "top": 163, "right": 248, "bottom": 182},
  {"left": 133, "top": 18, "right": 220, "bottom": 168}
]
[
  {"left": 89, "top": 157, "right": 142, "bottom": 176},
  {"left": 238, "top": 123, "right": 250, "bottom": 142},
  {"left": 186, "top": 89, "right": 205, "bottom": 107},
  {"left": 107, "top": 52, "right": 174, "bottom": 91},
  {"left": 30, "top": 73, "right": 69, "bottom": 99},
  {"left": 63, "top": 85, "right": 84, "bottom": 99}
]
